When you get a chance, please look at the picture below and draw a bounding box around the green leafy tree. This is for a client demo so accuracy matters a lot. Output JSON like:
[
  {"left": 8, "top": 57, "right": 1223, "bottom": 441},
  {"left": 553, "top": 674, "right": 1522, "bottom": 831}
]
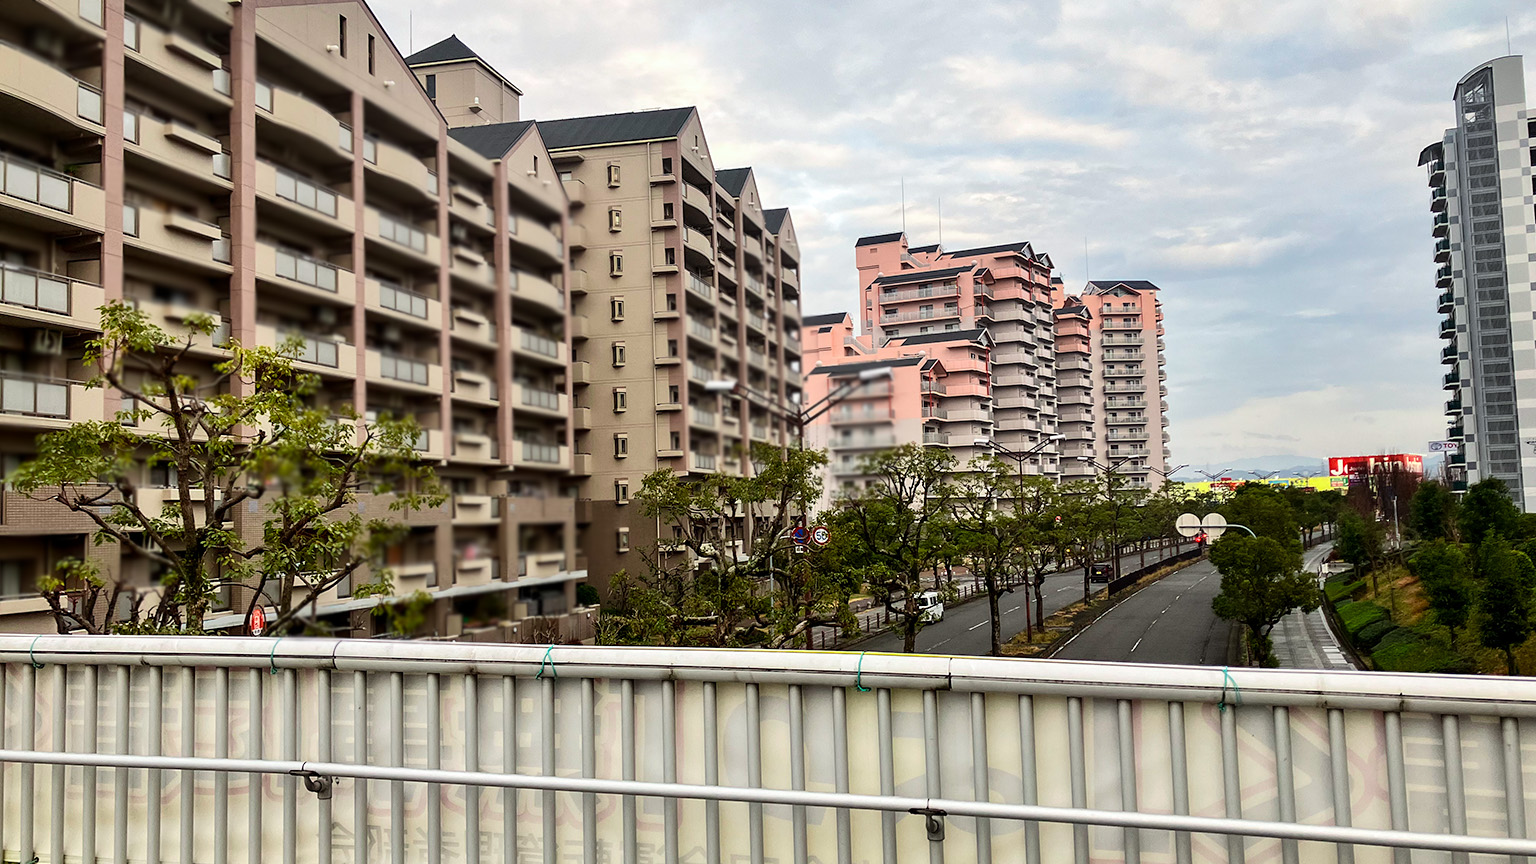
[
  {"left": 1335, "top": 510, "right": 1384, "bottom": 581},
  {"left": 1410, "top": 540, "right": 1474, "bottom": 645},
  {"left": 1408, "top": 481, "right": 1459, "bottom": 542},
  {"left": 602, "top": 444, "right": 834, "bottom": 647},
  {"left": 839, "top": 444, "right": 955, "bottom": 652},
  {"left": 1220, "top": 483, "right": 1302, "bottom": 550},
  {"left": 1209, "top": 535, "right": 1318, "bottom": 667},
  {"left": 950, "top": 455, "right": 1035, "bottom": 655},
  {"left": 1474, "top": 534, "right": 1535, "bottom": 675},
  {"left": 1460, "top": 478, "right": 1520, "bottom": 547},
  {"left": 11, "top": 301, "right": 442, "bottom": 635}
]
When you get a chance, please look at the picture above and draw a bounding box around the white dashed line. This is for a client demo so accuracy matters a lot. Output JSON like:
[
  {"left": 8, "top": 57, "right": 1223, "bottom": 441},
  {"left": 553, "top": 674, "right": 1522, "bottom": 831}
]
[
  {"left": 968, "top": 621, "right": 986, "bottom": 631},
  {"left": 1006, "top": 606, "right": 1020, "bottom": 614},
  {"left": 1131, "top": 638, "right": 1143, "bottom": 653}
]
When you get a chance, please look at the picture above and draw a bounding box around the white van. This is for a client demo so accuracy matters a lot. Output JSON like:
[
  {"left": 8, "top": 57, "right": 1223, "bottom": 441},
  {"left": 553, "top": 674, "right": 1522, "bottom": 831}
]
[{"left": 915, "top": 591, "right": 944, "bottom": 623}]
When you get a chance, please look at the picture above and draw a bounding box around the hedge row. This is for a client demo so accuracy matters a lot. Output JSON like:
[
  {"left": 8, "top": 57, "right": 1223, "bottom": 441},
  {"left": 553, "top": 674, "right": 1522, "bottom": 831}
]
[{"left": 1331, "top": 597, "right": 1473, "bottom": 674}]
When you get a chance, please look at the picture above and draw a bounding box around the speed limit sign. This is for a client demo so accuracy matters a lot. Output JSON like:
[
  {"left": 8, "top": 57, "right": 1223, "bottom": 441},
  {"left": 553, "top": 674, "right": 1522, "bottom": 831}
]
[{"left": 810, "top": 525, "right": 831, "bottom": 547}]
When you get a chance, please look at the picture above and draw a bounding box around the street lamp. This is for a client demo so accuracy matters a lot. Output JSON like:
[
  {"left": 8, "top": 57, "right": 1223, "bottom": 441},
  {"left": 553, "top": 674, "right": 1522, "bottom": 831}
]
[
  {"left": 709, "top": 366, "right": 892, "bottom": 427},
  {"left": 972, "top": 433, "right": 1064, "bottom": 640},
  {"left": 1149, "top": 463, "right": 1189, "bottom": 479},
  {"left": 1195, "top": 468, "right": 1233, "bottom": 482},
  {"left": 1248, "top": 470, "right": 1282, "bottom": 481}
]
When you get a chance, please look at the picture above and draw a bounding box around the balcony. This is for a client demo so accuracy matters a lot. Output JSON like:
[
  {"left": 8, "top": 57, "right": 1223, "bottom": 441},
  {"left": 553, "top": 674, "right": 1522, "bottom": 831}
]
[
  {"left": 258, "top": 162, "right": 354, "bottom": 233},
  {"left": 255, "top": 325, "right": 354, "bottom": 377},
  {"left": 687, "top": 317, "right": 716, "bottom": 345},
  {"left": 1430, "top": 185, "right": 1447, "bottom": 211},
  {"left": 519, "top": 551, "right": 569, "bottom": 581},
  {"left": 682, "top": 224, "right": 712, "bottom": 259},
  {"left": 255, "top": 80, "right": 344, "bottom": 155},
  {"left": 515, "top": 383, "right": 567, "bottom": 418},
  {"left": 0, "top": 374, "right": 102, "bottom": 429},
  {"left": 451, "top": 246, "right": 495, "bottom": 290},
  {"left": 0, "top": 152, "right": 105, "bottom": 230},
  {"left": 1103, "top": 382, "right": 1147, "bottom": 394},
  {"left": 1446, "top": 398, "right": 1462, "bottom": 415},
  {"left": 1441, "top": 344, "right": 1458, "bottom": 364},
  {"left": 365, "top": 350, "right": 442, "bottom": 394},
  {"left": 1432, "top": 211, "right": 1449, "bottom": 237},
  {"left": 1106, "top": 430, "right": 1150, "bottom": 441},
  {"left": 1105, "top": 398, "right": 1146, "bottom": 409},
  {"left": 882, "top": 306, "right": 960, "bottom": 325},
  {"left": 255, "top": 243, "right": 354, "bottom": 305},
  {"left": 513, "top": 441, "right": 569, "bottom": 470},
  {"left": 1433, "top": 238, "right": 1450, "bottom": 263},
  {"left": 573, "top": 406, "right": 592, "bottom": 431},
  {"left": 365, "top": 278, "right": 439, "bottom": 327},
  {"left": 572, "top": 453, "right": 594, "bottom": 476},
  {"left": 570, "top": 361, "right": 591, "bottom": 386},
  {"left": 450, "top": 307, "right": 494, "bottom": 348},
  {"left": 1436, "top": 264, "right": 1452, "bottom": 288},
  {"left": 688, "top": 361, "right": 714, "bottom": 383},
  {"left": 132, "top": 300, "right": 226, "bottom": 353},
  {"left": 451, "top": 431, "right": 498, "bottom": 463},
  {"left": 1439, "top": 316, "right": 1455, "bottom": 337},
  {"left": 0, "top": 263, "right": 102, "bottom": 330},
  {"left": 124, "top": 205, "right": 228, "bottom": 271},
  {"left": 1103, "top": 349, "right": 1144, "bottom": 361},
  {"left": 1443, "top": 371, "right": 1459, "bottom": 391},
  {"left": 368, "top": 138, "right": 437, "bottom": 199},
  {"left": 125, "top": 115, "right": 230, "bottom": 186},
  {"left": 562, "top": 178, "right": 585, "bottom": 207},
  {"left": 513, "top": 325, "right": 566, "bottom": 365},
  {"left": 450, "top": 368, "right": 496, "bottom": 405},
  {"left": 123, "top": 18, "right": 228, "bottom": 105},
  {"left": 508, "top": 216, "right": 563, "bottom": 266},
  {"left": 1437, "top": 290, "right": 1454, "bottom": 313},
  {"left": 0, "top": 41, "right": 104, "bottom": 129},
  {"left": 878, "top": 283, "right": 959, "bottom": 304},
  {"left": 1109, "top": 447, "right": 1152, "bottom": 458},
  {"left": 690, "top": 407, "right": 717, "bottom": 429},
  {"left": 921, "top": 431, "right": 949, "bottom": 446},
  {"left": 411, "top": 428, "right": 446, "bottom": 461},
  {"left": 513, "top": 271, "right": 563, "bottom": 315},
  {"left": 449, "top": 183, "right": 490, "bottom": 228},
  {"left": 1102, "top": 367, "right": 1145, "bottom": 378},
  {"left": 365, "top": 207, "right": 434, "bottom": 262},
  {"left": 686, "top": 272, "right": 714, "bottom": 301}
]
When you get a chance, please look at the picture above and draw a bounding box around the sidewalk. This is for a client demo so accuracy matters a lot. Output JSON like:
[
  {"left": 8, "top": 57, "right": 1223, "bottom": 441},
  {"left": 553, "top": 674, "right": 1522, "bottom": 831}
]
[{"left": 1271, "top": 542, "right": 1356, "bottom": 670}]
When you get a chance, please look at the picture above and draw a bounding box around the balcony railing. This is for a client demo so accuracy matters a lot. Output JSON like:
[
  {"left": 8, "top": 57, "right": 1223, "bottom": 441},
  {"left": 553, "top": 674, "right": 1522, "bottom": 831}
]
[
  {"left": 690, "top": 407, "right": 717, "bottom": 427},
  {"left": 285, "top": 333, "right": 341, "bottom": 368},
  {"left": 0, "top": 263, "right": 72, "bottom": 315},
  {"left": 0, "top": 373, "right": 71, "bottom": 417},
  {"left": 520, "top": 329, "right": 561, "bottom": 358},
  {"left": 520, "top": 386, "right": 561, "bottom": 411},
  {"left": 688, "top": 318, "right": 715, "bottom": 341},
  {"left": 879, "top": 283, "right": 959, "bottom": 303},
  {"left": 883, "top": 307, "right": 959, "bottom": 324},
  {"left": 378, "top": 353, "right": 429, "bottom": 385},
  {"left": 0, "top": 152, "right": 76, "bottom": 213},
  {"left": 377, "top": 211, "right": 427, "bottom": 253},
  {"left": 273, "top": 247, "right": 338, "bottom": 293},
  {"left": 688, "top": 362, "right": 713, "bottom": 382},
  {"left": 378, "top": 281, "right": 430, "bottom": 319},
  {"left": 519, "top": 441, "right": 561, "bottom": 464},
  {"left": 686, "top": 273, "right": 713, "bottom": 300},
  {"left": 273, "top": 167, "right": 338, "bottom": 218}
]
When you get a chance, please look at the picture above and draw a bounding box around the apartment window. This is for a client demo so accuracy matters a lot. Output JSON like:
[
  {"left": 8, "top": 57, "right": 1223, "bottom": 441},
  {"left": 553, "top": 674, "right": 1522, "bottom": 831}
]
[
  {"left": 368, "top": 34, "right": 375, "bottom": 74},
  {"left": 919, "top": 326, "right": 931, "bottom": 334},
  {"left": 615, "top": 480, "right": 630, "bottom": 504},
  {"left": 667, "top": 339, "right": 678, "bottom": 358},
  {"left": 608, "top": 207, "right": 622, "bottom": 232},
  {"left": 661, "top": 157, "right": 673, "bottom": 175},
  {"left": 611, "top": 341, "right": 626, "bottom": 367},
  {"left": 425, "top": 74, "right": 436, "bottom": 100},
  {"left": 617, "top": 528, "right": 631, "bottom": 553},
  {"left": 607, "top": 163, "right": 621, "bottom": 187},
  {"left": 614, "top": 434, "right": 629, "bottom": 457},
  {"left": 668, "top": 385, "right": 680, "bottom": 403},
  {"left": 338, "top": 15, "right": 347, "bottom": 56},
  {"left": 532, "top": 156, "right": 539, "bottom": 176},
  {"left": 613, "top": 387, "right": 627, "bottom": 412},
  {"left": 663, "top": 203, "right": 674, "bottom": 220},
  {"left": 664, "top": 248, "right": 677, "bottom": 266},
  {"left": 609, "top": 250, "right": 624, "bottom": 276},
  {"left": 670, "top": 431, "right": 682, "bottom": 450},
  {"left": 610, "top": 296, "right": 625, "bottom": 321},
  {"left": 0, "top": 561, "right": 34, "bottom": 599}
]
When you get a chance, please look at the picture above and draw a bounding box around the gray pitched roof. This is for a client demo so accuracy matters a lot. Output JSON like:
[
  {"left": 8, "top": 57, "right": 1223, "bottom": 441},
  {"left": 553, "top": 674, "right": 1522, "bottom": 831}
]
[
  {"left": 764, "top": 207, "right": 788, "bottom": 234},
  {"left": 715, "top": 168, "right": 751, "bottom": 196},
  {"left": 870, "top": 264, "right": 974, "bottom": 287},
  {"left": 855, "top": 232, "right": 905, "bottom": 247},
  {"left": 1086, "top": 280, "right": 1160, "bottom": 294},
  {"left": 803, "top": 312, "right": 849, "bottom": 327},
  {"left": 907, "top": 243, "right": 941, "bottom": 254},
  {"left": 449, "top": 121, "right": 534, "bottom": 159},
  {"left": 405, "top": 35, "right": 479, "bottom": 65},
  {"left": 895, "top": 328, "right": 989, "bottom": 346},
  {"left": 537, "top": 107, "right": 696, "bottom": 150},
  {"left": 810, "top": 356, "right": 924, "bottom": 377},
  {"left": 941, "top": 241, "right": 1034, "bottom": 259}
]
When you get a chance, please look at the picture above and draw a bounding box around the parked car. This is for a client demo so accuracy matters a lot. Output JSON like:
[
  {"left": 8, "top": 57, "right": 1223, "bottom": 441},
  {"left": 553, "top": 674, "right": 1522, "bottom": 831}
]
[
  {"left": 915, "top": 591, "right": 944, "bottom": 623},
  {"left": 1089, "top": 562, "right": 1114, "bottom": 584}
]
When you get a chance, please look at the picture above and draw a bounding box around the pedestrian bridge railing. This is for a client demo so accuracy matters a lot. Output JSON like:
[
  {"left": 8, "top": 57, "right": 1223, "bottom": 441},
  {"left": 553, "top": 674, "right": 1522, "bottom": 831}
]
[{"left": 0, "top": 636, "right": 1534, "bottom": 864}]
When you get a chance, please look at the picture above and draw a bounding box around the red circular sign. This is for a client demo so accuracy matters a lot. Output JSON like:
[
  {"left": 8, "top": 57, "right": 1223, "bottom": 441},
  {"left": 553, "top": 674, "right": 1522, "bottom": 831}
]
[{"left": 248, "top": 605, "right": 267, "bottom": 637}]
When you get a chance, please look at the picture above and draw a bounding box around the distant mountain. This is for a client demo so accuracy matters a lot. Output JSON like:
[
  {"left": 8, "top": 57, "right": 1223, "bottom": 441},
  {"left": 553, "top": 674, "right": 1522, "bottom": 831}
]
[{"left": 1170, "top": 455, "right": 1325, "bottom": 482}]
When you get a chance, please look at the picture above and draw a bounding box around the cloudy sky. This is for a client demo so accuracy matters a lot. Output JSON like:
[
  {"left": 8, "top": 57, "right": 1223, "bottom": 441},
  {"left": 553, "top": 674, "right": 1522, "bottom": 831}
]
[{"left": 374, "top": 0, "right": 1535, "bottom": 465}]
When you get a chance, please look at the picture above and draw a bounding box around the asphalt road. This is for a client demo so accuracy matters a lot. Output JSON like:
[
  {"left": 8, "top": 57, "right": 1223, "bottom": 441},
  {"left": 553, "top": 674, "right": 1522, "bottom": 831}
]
[
  {"left": 1052, "top": 557, "right": 1229, "bottom": 665},
  {"left": 855, "top": 545, "right": 1194, "bottom": 655}
]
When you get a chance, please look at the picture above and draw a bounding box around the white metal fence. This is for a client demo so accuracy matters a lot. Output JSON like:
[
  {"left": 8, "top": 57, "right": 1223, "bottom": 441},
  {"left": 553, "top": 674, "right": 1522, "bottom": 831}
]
[{"left": 1, "top": 637, "right": 1535, "bottom": 864}]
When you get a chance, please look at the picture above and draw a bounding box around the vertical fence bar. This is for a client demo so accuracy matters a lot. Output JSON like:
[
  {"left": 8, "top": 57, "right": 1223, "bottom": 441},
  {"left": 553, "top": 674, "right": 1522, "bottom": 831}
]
[
  {"left": 789, "top": 685, "right": 807, "bottom": 864},
  {"left": 663, "top": 679, "right": 679, "bottom": 864},
  {"left": 923, "top": 689, "right": 943, "bottom": 864},
  {"left": 1168, "top": 702, "right": 1192, "bottom": 864},
  {"left": 502, "top": 676, "right": 516, "bottom": 864},
  {"left": 1503, "top": 716, "right": 1527, "bottom": 864},
  {"left": 746, "top": 682, "right": 763, "bottom": 864},
  {"left": 1384, "top": 712, "right": 1410, "bottom": 864},
  {"left": 51, "top": 663, "right": 67, "bottom": 864},
  {"left": 833, "top": 687, "right": 851, "bottom": 864},
  {"left": 703, "top": 681, "right": 720, "bottom": 864},
  {"left": 1443, "top": 714, "right": 1468, "bottom": 864},
  {"left": 466, "top": 674, "right": 480, "bottom": 864},
  {"left": 1273, "top": 707, "right": 1298, "bottom": 864},
  {"left": 390, "top": 671, "right": 404, "bottom": 864},
  {"left": 1067, "top": 697, "right": 1088, "bottom": 864},
  {"left": 1117, "top": 700, "right": 1140, "bottom": 864},
  {"left": 20, "top": 663, "right": 35, "bottom": 864},
  {"left": 621, "top": 678, "right": 636, "bottom": 864},
  {"left": 581, "top": 678, "right": 596, "bottom": 864},
  {"left": 878, "top": 688, "right": 896, "bottom": 864},
  {"left": 180, "top": 668, "right": 196, "bottom": 864},
  {"left": 283, "top": 669, "right": 297, "bottom": 864},
  {"left": 354, "top": 671, "right": 369, "bottom": 864},
  {"left": 1221, "top": 704, "right": 1244, "bottom": 864},
  {"left": 969, "top": 692, "right": 992, "bottom": 864},
  {"left": 248, "top": 668, "right": 263, "bottom": 864},
  {"left": 215, "top": 668, "right": 229, "bottom": 864},
  {"left": 83, "top": 666, "right": 98, "bottom": 864},
  {"left": 317, "top": 669, "right": 333, "bottom": 864},
  {"left": 1327, "top": 709, "right": 1354, "bottom": 864},
  {"left": 1018, "top": 695, "right": 1041, "bottom": 864},
  {"left": 147, "top": 666, "right": 163, "bottom": 864},
  {"left": 428, "top": 674, "right": 442, "bottom": 864},
  {"left": 0, "top": 661, "right": 6, "bottom": 862},
  {"left": 541, "top": 676, "right": 557, "bottom": 864},
  {"left": 114, "top": 665, "right": 129, "bottom": 864}
]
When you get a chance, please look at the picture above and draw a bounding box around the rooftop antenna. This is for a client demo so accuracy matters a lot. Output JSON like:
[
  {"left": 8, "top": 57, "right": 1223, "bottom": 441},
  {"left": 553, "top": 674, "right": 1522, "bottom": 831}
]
[
  {"left": 937, "top": 196, "right": 943, "bottom": 247},
  {"left": 900, "top": 177, "right": 906, "bottom": 234},
  {"left": 1507, "top": 17, "right": 1513, "bottom": 55},
  {"left": 1083, "top": 237, "right": 1090, "bottom": 286},
  {"left": 409, "top": 12, "right": 413, "bottom": 54}
]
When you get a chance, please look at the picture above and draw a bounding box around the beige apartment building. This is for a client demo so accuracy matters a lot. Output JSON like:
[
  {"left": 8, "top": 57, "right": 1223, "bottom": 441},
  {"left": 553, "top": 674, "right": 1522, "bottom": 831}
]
[
  {"left": 1054, "top": 280, "right": 1171, "bottom": 487},
  {"left": 514, "top": 113, "right": 805, "bottom": 588},
  {"left": 0, "top": 2, "right": 587, "bottom": 638}
]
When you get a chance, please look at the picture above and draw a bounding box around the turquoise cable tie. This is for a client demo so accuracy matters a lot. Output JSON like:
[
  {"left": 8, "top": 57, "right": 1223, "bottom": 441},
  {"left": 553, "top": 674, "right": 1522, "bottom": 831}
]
[
  {"left": 29, "top": 634, "right": 43, "bottom": 670},
  {"left": 269, "top": 636, "right": 282, "bottom": 675},
  {"left": 855, "top": 651, "right": 871, "bottom": 693},
  {"left": 1219, "top": 666, "right": 1242, "bottom": 712},
  {"left": 536, "top": 645, "right": 557, "bottom": 680}
]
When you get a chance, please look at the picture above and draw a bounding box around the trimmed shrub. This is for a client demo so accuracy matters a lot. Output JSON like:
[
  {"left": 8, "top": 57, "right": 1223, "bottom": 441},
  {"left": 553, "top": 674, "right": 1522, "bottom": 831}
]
[
  {"left": 1337, "top": 601, "right": 1389, "bottom": 635},
  {"left": 1354, "top": 619, "right": 1398, "bottom": 649}
]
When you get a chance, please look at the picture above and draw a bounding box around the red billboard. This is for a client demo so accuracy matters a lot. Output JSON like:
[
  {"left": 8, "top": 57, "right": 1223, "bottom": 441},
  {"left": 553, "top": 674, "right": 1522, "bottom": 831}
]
[{"left": 1328, "top": 454, "right": 1423, "bottom": 480}]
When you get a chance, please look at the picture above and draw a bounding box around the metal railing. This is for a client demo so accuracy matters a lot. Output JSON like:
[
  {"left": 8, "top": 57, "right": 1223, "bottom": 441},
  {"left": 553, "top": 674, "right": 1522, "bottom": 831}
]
[
  {"left": 377, "top": 281, "right": 429, "bottom": 319},
  {"left": 273, "top": 165, "right": 338, "bottom": 218},
  {"left": 272, "top": 247, "right": 338, "bottom": 293},
  {"left": 520, "top": 329, "right": 561, "bottom": 358},
  {"left": 519, "top": 386, "right": 561, "bottom": 411},
  {"left": 0, "top": 262, "right": 74, "bottom": 315},
  {"left": 377, "top": 353, "right": 429, "bottom": 385},
  {"left": 4, "top": 636, "right": 1536, "bottom": 864},
  {"left": 0, "top": 152, "right": 77, "bottom": 213},
  {"left": 0, "top": 372, "right": 71, "bottom": 417},
  {"left": 376, "top": 210, "right": 427, "bottom": 253}
]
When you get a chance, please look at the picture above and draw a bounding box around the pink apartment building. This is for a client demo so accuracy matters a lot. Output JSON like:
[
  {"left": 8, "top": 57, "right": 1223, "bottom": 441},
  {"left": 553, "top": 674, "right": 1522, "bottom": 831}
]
[{"left": 1053, "top": 281, "right": 1171, "bottom": 488}]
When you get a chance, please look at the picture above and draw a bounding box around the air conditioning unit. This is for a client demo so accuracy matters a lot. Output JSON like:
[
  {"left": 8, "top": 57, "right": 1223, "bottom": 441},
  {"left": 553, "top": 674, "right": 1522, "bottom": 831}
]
[{"left": 30, "top": 329, "right": 63, "bottom": 355}]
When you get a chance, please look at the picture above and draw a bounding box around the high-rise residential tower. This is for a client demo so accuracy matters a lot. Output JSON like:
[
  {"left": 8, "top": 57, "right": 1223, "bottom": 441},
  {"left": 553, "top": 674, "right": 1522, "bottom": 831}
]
[
  {"left": 0, "top": 5, "right": 586, "bottom": 638},
  {"left": 1421, "top": 55, "right": 1536, "bottom": 505}
]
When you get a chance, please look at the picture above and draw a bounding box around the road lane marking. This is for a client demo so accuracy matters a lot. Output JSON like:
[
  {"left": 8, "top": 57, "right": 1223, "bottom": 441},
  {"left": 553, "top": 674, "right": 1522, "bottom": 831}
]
[
  {"left": 1006, "top": 606, "right": 1020, "bottom": 614},
  {"left": 969, "top": 621, "right": 987, "bottom": 631},
  {"left": 1131, "top": 638, "right": 1143, "bottom": 653}
]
